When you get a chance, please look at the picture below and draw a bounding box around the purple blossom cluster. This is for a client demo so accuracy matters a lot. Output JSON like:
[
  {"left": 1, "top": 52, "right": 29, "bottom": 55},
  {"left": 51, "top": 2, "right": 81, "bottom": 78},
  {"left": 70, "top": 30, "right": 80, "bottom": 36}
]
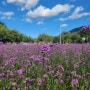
[
  {"left": 40, "top": 44, "right": 50, "bottom": 53},
  {"left": 82, "top": 25, "right": 90, "bottom": 31},
  {"left": 0, "top": 42, "right": 3, "bottom": 45},
  {"left": 0, "top": 43, "right": 90, "bottom": 89}
]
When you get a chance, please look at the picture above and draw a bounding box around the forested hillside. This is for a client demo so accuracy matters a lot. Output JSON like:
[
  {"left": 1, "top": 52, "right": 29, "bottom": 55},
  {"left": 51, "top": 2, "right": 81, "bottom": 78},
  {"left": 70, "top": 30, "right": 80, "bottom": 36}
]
[
  {"left": 0, "top": 22, "right": 34, "bottom": 43},
  {"left": 0, "top": 21, "right": 90, "bottom": 43}
]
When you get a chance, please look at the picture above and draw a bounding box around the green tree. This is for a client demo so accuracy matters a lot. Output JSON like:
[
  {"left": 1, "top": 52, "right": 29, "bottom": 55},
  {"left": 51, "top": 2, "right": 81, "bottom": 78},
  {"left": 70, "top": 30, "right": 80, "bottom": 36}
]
[
  {"left": 23, "top": 35, "right": 34, "bottom": 42},
  {"left": 53, "top": 36, "right": 59, "bottom": 43},
  {"left": 38, "top": 33, "right": 53, "bottom": 43},
  {"left": 0, "top": 21, "right": 35, "bottom": 43},
  {"left": 71, "top": 33, "right": 81, "bottom": 43},
  {"left": 0, "top": 28, "right": 12, "bottom": 43},
  {"left": 80, "top": 26, "right": 90, "bottom": 42},
  {"left": 61, "top": 32, "right": 72, "bottom": 43}
]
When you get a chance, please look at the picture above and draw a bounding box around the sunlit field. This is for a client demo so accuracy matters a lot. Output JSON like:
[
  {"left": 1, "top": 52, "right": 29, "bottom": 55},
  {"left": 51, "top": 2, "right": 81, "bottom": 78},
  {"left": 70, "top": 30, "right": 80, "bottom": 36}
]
[{"left": 0, "top": 43, "right": 90, "bottom": 90}]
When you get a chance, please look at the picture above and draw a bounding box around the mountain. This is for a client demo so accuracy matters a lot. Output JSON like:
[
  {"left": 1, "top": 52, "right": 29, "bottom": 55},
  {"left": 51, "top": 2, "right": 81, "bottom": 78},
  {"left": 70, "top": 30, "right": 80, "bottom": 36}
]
[{"left": 70, "top": 26, "right": 82, "bottom": 33}]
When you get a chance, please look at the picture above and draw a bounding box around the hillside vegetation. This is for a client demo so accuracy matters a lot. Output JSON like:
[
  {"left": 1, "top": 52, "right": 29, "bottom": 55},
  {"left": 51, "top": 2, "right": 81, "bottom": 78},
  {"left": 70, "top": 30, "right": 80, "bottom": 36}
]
[
  {"left": 0, "top": 22, "right": 34, "bottom": 43},
  {"left": 0, "top": 21, "right": 90, "bottom": 43}
]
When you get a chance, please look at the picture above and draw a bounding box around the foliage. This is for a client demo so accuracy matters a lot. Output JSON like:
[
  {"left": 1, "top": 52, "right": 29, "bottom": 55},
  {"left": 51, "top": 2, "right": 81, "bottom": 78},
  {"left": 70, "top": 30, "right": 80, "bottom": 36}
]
[
  {"left": 38, "top": 33, "right": 53, "bottom": 43},
  {"left": 71, "top": 33, "right": 81, "bottom": 43},
  {"left": 80, "top": 25, "right": 90, "bottom": 42},
  {"left": 22, "top": 35, "right": 34, "bottom": 42},
  {"left": 0, "top": 21, "right": 90, "bottom": 43},
  {"left": 53, "top": 36, "right": 59, "bottom": 43},
  {"left": 61, "top": 32, "right": 72, "bottom": 43},
  {"left": 0, "top": 21, "right": 34, "bottom": 43}
]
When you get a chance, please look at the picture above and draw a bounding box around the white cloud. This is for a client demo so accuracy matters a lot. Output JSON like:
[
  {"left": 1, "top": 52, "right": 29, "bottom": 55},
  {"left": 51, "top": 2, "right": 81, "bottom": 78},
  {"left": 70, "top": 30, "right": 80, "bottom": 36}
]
[
  {"left": 60, "top": 24, "right": 68, "bottom": 27},
  {"left": 25, "top": 18, "right": 32, "bottom": 23},
  {"left": 37, "top": 21, "right": 44, "bottom": 25},
  {"left": 0, "top": 12, "right": 2, "bottom": 14},
  {"left": 26, "top": 4, "right": 74, "bottom": 18},
  {"left": 22, "top": 18, "right": 32, "bottom": 23},
  {"left": 1, "top": 16, "right": 6, "bottom": 19},
  {"left": 2, "top": 1, "right": 7, "bottom": 5},
  {"left": 7, "top": 0, "right": 39, "bottom": 10},
  {"left": 59, "top": 6, "right": 90, "bottom": 21},
  {"left": 7, "top": 0, "right": 25, "bottom": 3},
  {"left": 2, "top": 12, "right": 14, "bottom": 16},
  {"left": 0, "top": 11, "right": 14, "bottom": 19}
]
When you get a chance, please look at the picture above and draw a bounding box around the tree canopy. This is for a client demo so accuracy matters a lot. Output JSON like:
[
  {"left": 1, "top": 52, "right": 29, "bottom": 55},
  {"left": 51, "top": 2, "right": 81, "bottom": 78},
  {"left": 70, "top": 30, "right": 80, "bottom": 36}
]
[{"left": 0, "top": 21, "right": 34, "bottom": 43}]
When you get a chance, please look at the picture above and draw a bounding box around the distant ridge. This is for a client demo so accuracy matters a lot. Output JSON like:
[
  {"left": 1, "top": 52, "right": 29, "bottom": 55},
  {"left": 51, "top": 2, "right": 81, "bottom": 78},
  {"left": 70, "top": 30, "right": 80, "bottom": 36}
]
[{"left": 70, "top": 26, "right": 83, "bottom": 33}]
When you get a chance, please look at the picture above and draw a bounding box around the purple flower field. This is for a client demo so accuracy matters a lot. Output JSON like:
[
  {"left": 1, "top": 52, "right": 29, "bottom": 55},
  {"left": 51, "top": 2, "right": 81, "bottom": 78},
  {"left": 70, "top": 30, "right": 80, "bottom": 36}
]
[{"left": 0, "top": 43, "right": 90, "bottom": 90}]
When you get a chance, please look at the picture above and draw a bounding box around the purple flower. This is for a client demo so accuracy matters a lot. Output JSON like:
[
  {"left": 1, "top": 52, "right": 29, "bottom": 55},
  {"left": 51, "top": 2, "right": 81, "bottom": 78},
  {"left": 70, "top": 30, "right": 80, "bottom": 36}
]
[
  {"left": 10, "top": 58, "right": 17, "bottom": 62},
  {"left": 26, "top": 60, "right": 30, "bottom": 63},
  {"left": 43, "top": 74, "right": 48, "bottom": 79},
  {"left": 76, "top": 74, "right": 81, "bottom": 79},
  {"left": 0, "top": 42, "right": 3, "bottom": 45},
  {"left": 46, "top": 65, "right": 52, "bottom": 70},
  {"left": 25, "top": 77, "right": 30, "bottom": 82},
  {"left": 50, "top": 70, "right": 54, "bottom": 74},
  {"left": 82, "top": 25, "right": 90, "bottom": 31},
  {"left": 37, "top": 78, "right": 42, "bottom": 86},
  {"left": 26, "top": 51, "right": 30, "bottom": 55},
  {"left": 29, "top": 86, "right": 32, "bottom": 89},
  {"left": 5, "top": 61, "right": 10, "bottom": 66},
  {"left": 19, "top": 75, "right": 24, "bottom": 79},
  {"left": 9, "top": 71, "right": 14, "bottom": 76},
  {"left": 3, "top": 54, "right": 8, "bottom": 58},
  {"left": 60, "top": 80, "right": 64, "bottom": 84},
  {"left": 0, "top": 73, "right": 5, "bottom": 77},
  {"left": 17, "top": 88, "right": 20, "bottom": 90},
  {"left": 40, "top": 44, "right": 50, "bottom": 53},
  {"left": 17, "top": 69, "right": 23, "bottom": 75},
  {"left": 86, "top": 72, "right": 90, "bottom": 76},
  {"left": 74, "top": 64, "right": 79, "bottom": 69},
  {"left": 0, "top": 66, "right": 4, "bottom": 69},
  {"left": 57, "top": 65, "right": 64, "bottom": 71},
  {"left": 71, "top": 71, "right": 76, "bottom": 75},
  {"left": 11, "top": 82, "right": 17, "bottom": 87},
  {"left": 7, "top": 70, "right": 10, "bottom": 73},
  {"left": 54, "top": 71, "right": 62, "bottom": 78},
  {"left": 30, "top": 78, "right": 35, "bottom": 82},
  {"left": 42, "top": 57, "right": 49, "bottom": 61},
  {"left": 72, "top": 79, "right": 78, "bottom": 85},
  {"left": 39, "top": 61, "right": 42, "bottom": 65},
  {"left": 30, "top": 55, "right": 35, "bottom": 60}
]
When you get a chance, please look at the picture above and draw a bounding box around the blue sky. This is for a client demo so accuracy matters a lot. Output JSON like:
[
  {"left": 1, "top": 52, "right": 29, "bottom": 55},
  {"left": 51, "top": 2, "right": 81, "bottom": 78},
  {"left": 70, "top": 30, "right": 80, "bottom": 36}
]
[{"left": 0, "top": 0, "right": 90, "bottom": 38}]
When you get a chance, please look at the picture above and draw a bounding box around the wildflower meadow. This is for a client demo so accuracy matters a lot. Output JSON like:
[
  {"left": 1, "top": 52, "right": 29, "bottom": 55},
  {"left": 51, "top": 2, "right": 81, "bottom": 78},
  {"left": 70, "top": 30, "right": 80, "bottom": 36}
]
[{"left": 0, "top": 43, "right": 90, "bottom": 90}]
